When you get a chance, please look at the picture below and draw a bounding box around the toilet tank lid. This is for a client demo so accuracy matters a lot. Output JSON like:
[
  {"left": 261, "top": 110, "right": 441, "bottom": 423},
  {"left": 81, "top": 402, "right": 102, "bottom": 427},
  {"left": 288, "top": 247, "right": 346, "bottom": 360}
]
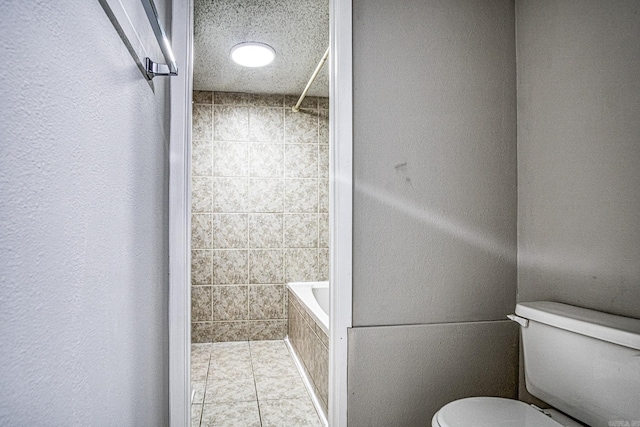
[{"left": 516, "top": 302, "right": 640, "bottom": 350}]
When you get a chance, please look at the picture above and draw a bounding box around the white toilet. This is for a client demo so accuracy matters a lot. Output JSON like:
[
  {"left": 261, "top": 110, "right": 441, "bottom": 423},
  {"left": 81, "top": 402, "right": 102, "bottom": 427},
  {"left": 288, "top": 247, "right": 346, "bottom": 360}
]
[{"left": 432, "top": 301, "right": 640, "bottom": 427}]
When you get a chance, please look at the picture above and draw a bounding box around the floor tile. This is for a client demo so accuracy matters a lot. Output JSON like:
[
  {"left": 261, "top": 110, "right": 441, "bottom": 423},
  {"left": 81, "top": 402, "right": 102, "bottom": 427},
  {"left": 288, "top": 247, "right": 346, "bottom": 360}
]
[
  {"left": 250, "top": 339, "right": 291, "bottom": 359},
  {"left": 192, "top": 381, "right": 206, "bottom": 405},
  {"left": 259, "top": 398, "right": 322, "bottom": 427},
  {"left": 191, "top": 404, "right": 203, "bottom": 427},
  {"left": 255, "top": 374, "right": 308, "bottom": 400},
  {"left": 191, "top": 362, "right": 209, "bottom": 382},
  {"left": 204, "top": 376, "right": 257, "bottom": 403},
  {"left": 200, "top": 401, "right": 261, "bottom": 427},
  {"left": 252, "top": 353, "right": 299, "bottom": 377},
  {"left": 208, "top": 356, "right": 253, "bottom": 379}
]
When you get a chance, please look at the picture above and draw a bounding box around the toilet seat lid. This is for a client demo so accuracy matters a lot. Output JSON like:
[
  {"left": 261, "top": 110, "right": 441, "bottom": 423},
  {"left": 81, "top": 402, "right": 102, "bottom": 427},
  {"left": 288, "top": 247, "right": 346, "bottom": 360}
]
[{"left": 435, "top": 397, "right": 562, "bottom": 427}]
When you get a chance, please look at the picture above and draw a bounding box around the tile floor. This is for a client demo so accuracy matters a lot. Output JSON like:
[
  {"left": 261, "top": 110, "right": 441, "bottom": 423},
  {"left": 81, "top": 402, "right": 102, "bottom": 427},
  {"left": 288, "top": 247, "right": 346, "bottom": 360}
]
[{"left": 191, "top": 340, "right": 323, "bottom": 427}]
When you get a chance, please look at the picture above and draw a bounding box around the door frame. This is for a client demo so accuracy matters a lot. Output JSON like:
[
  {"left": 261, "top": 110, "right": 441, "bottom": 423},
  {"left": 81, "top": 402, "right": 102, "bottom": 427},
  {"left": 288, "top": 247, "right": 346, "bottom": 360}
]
[{"left": 168, "top": 0, "right": 353, "bottom": 425}]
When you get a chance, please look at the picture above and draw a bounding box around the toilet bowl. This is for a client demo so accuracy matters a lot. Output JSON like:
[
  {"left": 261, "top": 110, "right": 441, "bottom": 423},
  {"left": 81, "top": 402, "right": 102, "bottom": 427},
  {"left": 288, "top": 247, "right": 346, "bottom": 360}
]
[
  {"left": 431, "top": 302, "right": 640, "bottom": 427},
  {"left": 431, "top": 397, "right": 584, "bottom": 427}
]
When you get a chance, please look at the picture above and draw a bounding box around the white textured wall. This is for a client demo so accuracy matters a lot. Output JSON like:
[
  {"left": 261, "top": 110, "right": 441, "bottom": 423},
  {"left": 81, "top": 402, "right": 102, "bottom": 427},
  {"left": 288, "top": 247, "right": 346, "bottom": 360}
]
[
  {"left": 517, "top": 0, "right": 640, "bottom": 319},
  {"left": 349, "top": 0, "right": 518, "bottom": 425},
  {"left": 0, "top": 1, "right": 171, "bottom": 425}
]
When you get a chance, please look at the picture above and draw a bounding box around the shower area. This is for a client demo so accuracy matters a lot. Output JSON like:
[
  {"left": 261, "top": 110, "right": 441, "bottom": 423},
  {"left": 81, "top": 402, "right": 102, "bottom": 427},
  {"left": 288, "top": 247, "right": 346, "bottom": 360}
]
[{"left": 189, "top": 1, "right": 330, "bottom": 425}]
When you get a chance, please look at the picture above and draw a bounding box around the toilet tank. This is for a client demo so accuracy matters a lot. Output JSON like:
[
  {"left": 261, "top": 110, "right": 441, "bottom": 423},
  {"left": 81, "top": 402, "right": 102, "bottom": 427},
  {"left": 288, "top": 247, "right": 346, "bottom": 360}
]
[{"left": 515, "top": 302, "right": 640, "bottom": 427}]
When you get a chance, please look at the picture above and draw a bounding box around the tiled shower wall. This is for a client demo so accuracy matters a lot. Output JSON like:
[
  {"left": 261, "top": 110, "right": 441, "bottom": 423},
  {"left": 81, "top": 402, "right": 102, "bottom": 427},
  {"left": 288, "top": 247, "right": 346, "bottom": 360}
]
[{"left": 191, "top": 91, "right": 329, "bottom": 343}]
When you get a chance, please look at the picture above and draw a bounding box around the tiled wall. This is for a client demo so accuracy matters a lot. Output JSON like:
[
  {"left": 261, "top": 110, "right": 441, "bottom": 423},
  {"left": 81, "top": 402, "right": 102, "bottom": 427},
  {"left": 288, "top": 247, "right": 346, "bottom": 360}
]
[
  {"left": 191, "top": 91, "right": 329, "bottom": 343},
  {"left": 288, "top": 289, "right": 329, "bottom": 416}
]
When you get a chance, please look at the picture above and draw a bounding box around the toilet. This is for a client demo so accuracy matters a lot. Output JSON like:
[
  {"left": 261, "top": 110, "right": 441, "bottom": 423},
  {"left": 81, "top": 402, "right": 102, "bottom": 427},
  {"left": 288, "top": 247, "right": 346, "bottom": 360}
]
[{"left": 432, "top": 301, "right": 640, "bottom": 427}]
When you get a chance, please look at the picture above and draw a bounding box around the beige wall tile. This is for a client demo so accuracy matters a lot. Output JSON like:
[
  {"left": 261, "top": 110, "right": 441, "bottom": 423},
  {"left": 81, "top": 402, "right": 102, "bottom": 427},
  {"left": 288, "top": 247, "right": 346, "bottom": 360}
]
[
  {"left": 191, "top": 250, "right": 213, "bottom": 285},
  {"left": 193, "top": 104, "right": 213, "bottom": 141},
  {"left": 192, "top": 322, "right": 212, "bottom": 343},
  {"left": 214, "top": 106, "right": 249, "bottom": 141},
  {"left": 213, "top": 286, "right": 248, "bottom": 321},
  {"left": 318, "top": 109, "right": 329, "bottom": 144},
  {"left": 249, "top": 250, "right": 284, "bottom": 284},
  {"left": 285, "top": 144, "right": 318, "bottom": 178},
  {"left": 285, "top": 109, "right": 319, "bottom": 144},
  {"left": 193, "top": 90, "right": 213, "bottom": 104},
  {"left": 192, "top": 176, "right": 213, "bottom": 213},
  {"left": 213, "top": 250, "right": 248, "bottom": 285},
  {"left": 249, "top": 285, "right": 285, "bottom": 320},
  {"left": 192, "top": 139, "right": 212, "bottom": 176},
  {"left": 248, "top": 178, "right": 284, "bottom": 213},
  {"left": 192, "top": 214, "right": 213, "bottom": 249},
  {"left": 212, "top": 214, "right": 248, "bottom": 249},
  {"left": 212, "top": 321, "right": 249, "bottom": 342},
  {"left": 248, "top": 214, "right": 283, "bottom": 248},
  {"left": 249, "top": 320, "right": 286, "bottom": 340},
  {"left": 249, "top": 143, "right": 283, "bottom": 178},
  {"left": 212, "top": 142, "right": 248, "bottom": 177},
  {"left": 285, "top": 179, "right": 318, "bottom": 213},
  {"left": 192, "top": 286, "right": 212, "bottom": 322},
  {"left": 212, "top": 177, "right": 248, "bottom": 213},
  {"left": 249, "top": 107, "right": 284, "bottom": 142},
  {"left": 285, "top": 249, "right": 318, "bottom": 283},
  {"left": 284, "top": 214, "right": 318, "bottom": 248},
  {"left": 318, "top": 144, "right": 329, "bottom": 178}
]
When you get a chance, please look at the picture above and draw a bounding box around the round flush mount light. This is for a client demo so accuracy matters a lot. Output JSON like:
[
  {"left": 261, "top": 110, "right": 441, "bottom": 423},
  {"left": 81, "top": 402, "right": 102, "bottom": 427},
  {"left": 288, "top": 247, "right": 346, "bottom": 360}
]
[{"left": 230, "top": 42, "right": 276, "bottom": 67}]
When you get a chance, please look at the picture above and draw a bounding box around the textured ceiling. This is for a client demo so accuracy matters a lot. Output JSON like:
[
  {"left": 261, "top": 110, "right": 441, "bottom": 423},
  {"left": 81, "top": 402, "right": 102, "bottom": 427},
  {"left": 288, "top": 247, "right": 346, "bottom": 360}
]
[{"left": 193, "top": 0, "right": 329, "bottom": 97}]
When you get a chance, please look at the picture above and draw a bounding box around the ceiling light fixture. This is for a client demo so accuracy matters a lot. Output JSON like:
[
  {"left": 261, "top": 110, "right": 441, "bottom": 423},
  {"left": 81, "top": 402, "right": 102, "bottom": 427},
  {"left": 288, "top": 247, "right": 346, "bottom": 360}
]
[{"left": 230, "top": 42, "right": 275, "bottom": 68}]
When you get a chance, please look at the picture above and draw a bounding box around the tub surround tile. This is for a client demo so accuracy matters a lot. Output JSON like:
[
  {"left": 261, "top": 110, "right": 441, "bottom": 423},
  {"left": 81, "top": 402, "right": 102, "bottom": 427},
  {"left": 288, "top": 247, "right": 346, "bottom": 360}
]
[
  {"left": 318, "top": 214, "right": 329, "bottom": 248},
  {"left": 212, "top": 286, "right": 248, "bottom": 321},
  {"left": 318, "top": 97, "right": 329, "bottom": 110},
  {"left": 191, "top": 92, "right": 329, "bottom": 344},
  {"left": 259, "top": 398, "right": 322, "bottom": 427},
  {"left": 193, "top": 90, "right": 213, "bottom": 104},
  {"left": 214, "top": 105, "right": 249, "bottom": 141},
  {"left": 249, "top": 143, "right": 283, "bottom": 177},
  {"left": 318, "top": 179, "right": 329, "bottom": 213},
  {"left": 212, "top": 177, "right": 248, "bottom": 213},
  {"left": 248, "top": 214, "right": 283, "bottom": 248},
  {"left": 192, "top": 286, "right": 213, "bottom": 322},
  {"left": 318, "top": 109, "right": 329, "bottom": 144},
  {"left": 249, "top": 320, "right": 286, "bottom": 340},
  {"left": 212, "top": 250, "right": 248, "bottom": 285},
  {"left": 192, "top": 140, "right": 213, "bottom": 176},
  {"left": 248, "top": 178, "right": 284, "bottom": 213},
  {"left": 285, "top": 144, "right": 318, "bottom": 178},
  {"left": 285, "top": 95, "right": 318, "bottom": 110},
  {"left": 318, "top": 248, "right": 329, "bottom": 281},
  {"left": 284, "top": 214, "right": 319, "bottom": 248},
  {"left": 249, "top": 285, "right": 284, "bottom": 320},
  {"left": 200, "top": 401, "right": 261, "bottom": 427},
  {"left": 192, "top": 214, "right": 213, "bottom": 249},
  {"left": 211, "top": 321, "right": 249, "bottom": 342},
  {"left": 191, "top": 250, "right": 213, "bottom": 285},
  {"left": 192, "top": 176, "right": 213, "bottom": 213},
  {"left": 285, "top": 179, "right": 318, "bottom": 213},
  {"left": 285, "top": 109, "right": 319, "bottom": 144},
  {"left": 318, "top": 145, "right": 329, "bottom": 178},
  {"left": 249, "top": 250, "right": 284, "bottom": 284},
  {"left": 193, "top": 104, "right": 213, "bottom": 141},
  {"left": 212, "top": 142, "right": 248, "bottom": 177},
  {"left": 249, "top": 107, "right": 284, "bottom": 142},
  {"left": 285, "top": 249, "right": 318, "bottom": 283},
  {"left": 212, "top": 214, "right": 248, "bottom": 249},
  {"left": 214, "top": 91, "right": 250, "bottom": 106},
  {"left": 192, "top": 322, "right": 212, "bottom": 343}
]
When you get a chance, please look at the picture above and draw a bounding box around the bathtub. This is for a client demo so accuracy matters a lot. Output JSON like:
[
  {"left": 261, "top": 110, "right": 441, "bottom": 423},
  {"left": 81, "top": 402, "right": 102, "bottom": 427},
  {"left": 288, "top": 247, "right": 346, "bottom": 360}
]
[
  {"left": 286, "top": 281, "right": 329, "bottom": 423},
  {"left": 288, "top": 281, "right": 329, "bottom": 333}
]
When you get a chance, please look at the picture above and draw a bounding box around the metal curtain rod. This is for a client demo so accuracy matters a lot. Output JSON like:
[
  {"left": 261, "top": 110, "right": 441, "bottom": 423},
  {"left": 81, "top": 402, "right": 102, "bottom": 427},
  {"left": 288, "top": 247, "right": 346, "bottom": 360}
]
[
  {"left": 141, "top": 0, "right": 178, "bottom": 79},
  {"left": 292, "top": 46, "right": 330, "bottom": 112}
]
